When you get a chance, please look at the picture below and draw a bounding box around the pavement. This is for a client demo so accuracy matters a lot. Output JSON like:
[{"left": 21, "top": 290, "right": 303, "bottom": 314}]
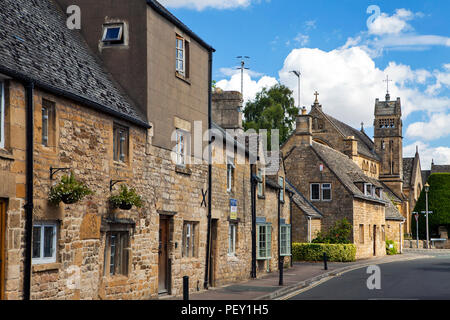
[
  {"left": 162, "top": 251, "right": 433, "bottom": 300},
  {"left": 287, "top": 250, "right": 450, "bottom": 300}
]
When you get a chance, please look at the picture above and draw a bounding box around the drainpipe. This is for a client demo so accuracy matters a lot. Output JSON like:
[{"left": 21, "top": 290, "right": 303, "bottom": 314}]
[
  {"left": 250, "top": 164, "right": 257, "bottom": 278},
  {"left": 204, "top": 49, "right": 213, "bottom": 290},
  {"left": 23, "top": 81, "right": 34, "bottom": 300},
  {"left": 277, "top": 187, "right": 283, "bottom": 285},
  {"left": 288, "top": 193, "right": 293, "bottom": 267},
  {"left": 400, "top": 219, "right": 405, "bottom": 254}
]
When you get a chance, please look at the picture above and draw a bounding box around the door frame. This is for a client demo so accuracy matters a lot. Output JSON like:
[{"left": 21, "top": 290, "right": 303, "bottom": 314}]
[
  {"left": 158, "top": 215, "right": 171, "bottom": 295},
  {"left": 0, "top": 200, "right": 6, "bottom": 300}
]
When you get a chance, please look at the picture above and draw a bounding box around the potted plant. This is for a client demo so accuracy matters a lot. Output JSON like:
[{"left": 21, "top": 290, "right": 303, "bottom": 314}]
[
  {"left": 109, "top": 184, "right": 143, "bottom": 210},
  {"left": 49, "top": 172, "right": 92, "bottom": 205}
]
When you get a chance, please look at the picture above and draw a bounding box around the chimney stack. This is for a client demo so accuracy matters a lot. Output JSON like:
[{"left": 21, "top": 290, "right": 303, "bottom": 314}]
[
  {"left": 344, "top": 136, "right": 358, "bottom": 160},
  {"left": 212, "top": 90, "right": 243, "bottom": 130},
  {"left": 295, "top": 109, "right": 312, "bottom": 146}
]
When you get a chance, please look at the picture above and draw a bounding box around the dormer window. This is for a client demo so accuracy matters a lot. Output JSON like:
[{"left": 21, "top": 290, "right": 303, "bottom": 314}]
[
  {"left": 364, "top": 183, "right": 372, "bottom": 197},
  {"left": 102, "top": 24, "right": 124, "bottom": 45},
  {"left": 375, "top": 187, "right": 383, "bottom": 199}
]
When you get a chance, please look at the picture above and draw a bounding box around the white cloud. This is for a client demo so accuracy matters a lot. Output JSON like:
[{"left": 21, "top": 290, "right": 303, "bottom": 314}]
[
  {"left": 404, "top": 141, "right": 450, "bottom": 170},
  {"left": 406, "top": 113, "right": 450, "bottom": 141},
  {"left": 277, "top": 47, "right": 450, "bottom": 128},
  {"left": 158, "top": 0, "right": 264, "bottom": 10},
  {"left": 305, "top": 20, "right": 316, "bottom": 31},
  {"left": 368, "top": 9, "right": 415, "bottom": 36},
  {"left": 215, "top": 72, "right": 278, "bottom": 103},
  {"left": 294, "top": 33, "right": 309, "bottom": 46},
  {"left": 218, "top": 67, "right": 264, "bottom": 78}
]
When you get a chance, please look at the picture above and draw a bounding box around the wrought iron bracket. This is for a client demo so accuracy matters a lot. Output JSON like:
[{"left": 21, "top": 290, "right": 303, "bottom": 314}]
[
  {"left": 110, "top": 179, "right": 127, "bottom": 192},
  {"left": 50, "top": 167, "right": 71, "bottom": 180}
]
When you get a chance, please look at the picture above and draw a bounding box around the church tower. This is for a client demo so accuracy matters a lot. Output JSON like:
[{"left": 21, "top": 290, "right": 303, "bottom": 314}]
[{"left": 373, "top": 91, "right": 403, "bottom": 196}]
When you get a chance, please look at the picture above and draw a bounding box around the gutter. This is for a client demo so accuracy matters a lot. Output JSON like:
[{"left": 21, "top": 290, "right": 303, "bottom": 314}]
[
  {"left": 204, "top": 49, "right": 213, "bottom": 290},
  {"left": 23, "top": 81, "right": 34, "bottom": 300},
  {"left": 0, "top": 65, "right": 151, "bottom": 130}
]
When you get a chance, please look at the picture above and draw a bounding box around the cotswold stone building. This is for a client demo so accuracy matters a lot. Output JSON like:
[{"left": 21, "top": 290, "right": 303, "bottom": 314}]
[{"left": 0, "top": 0, "right": 292, "bottom": 300}]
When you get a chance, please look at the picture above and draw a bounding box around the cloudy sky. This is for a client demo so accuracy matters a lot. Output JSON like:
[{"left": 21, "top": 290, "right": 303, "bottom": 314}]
[{"left": 160, "top": 0, "right": 450, "bottom": 169}]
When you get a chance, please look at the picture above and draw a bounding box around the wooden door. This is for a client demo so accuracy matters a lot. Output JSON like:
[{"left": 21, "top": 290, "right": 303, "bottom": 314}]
[
  {"left": 209, "top": 219, "right": 218, "bottom": 287},
  {"left": 158, "top": 217, "right": 169, "bottom": 294},
  {"left": 373, "top": 225, "right": 377, "bottom": 256},
  {"left": 0, "top": 201, "right": 6, "bottom": 300}
]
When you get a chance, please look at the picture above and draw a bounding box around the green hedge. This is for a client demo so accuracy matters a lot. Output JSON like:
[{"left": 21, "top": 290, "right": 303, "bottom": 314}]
[
  {"left": 292, "top": 243, "right": 356, "bottom": 262},
  {"left": 386, "top": 240, "right": 398, "bottom": 255}
]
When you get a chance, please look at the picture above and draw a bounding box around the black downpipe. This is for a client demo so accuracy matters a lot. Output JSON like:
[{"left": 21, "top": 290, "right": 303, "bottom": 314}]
[
  {"left": 23, "top": 82, "right": 34, "bottom": 300},
  {"left": 250, "top": 165, "right": 257, "bottom": 278},
  {"left": 204, "top": 49, "right": 213, "bottom": 290},
  {"left": 278, "top": 188, "right": 283, "bottom": 286},
  {"left": 289, "top": 193, "right": 293, "bottom": 268}
]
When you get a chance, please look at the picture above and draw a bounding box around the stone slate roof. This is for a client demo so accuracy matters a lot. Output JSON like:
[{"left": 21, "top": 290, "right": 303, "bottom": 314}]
[
  {"left": 422, "top": 170, "right": 431, "bottom": 184},
  {"left": 265, "top": 177, "right": 281, "bottom": 190},
  {"left": 285, "top": 179, "right": 323, "bottom": 218},
  {"left": 403, "top": 157, "right": 414, "bottom": 186},
  {"left": 432, "top": 164, "right": 450, "bottom": 173},
  {"left": 0, "top": 0, "right": 148, "bottom": 127},
  {"left": 380, "top": 182, "right": 403, "bottom": 203},
  {"left": 310, "top": 142, "right": 385, "bottom": 204},
  {"left": 147, "top": 0, "right": 214, "bottom": 52},
  {"left": 383, "top": 192, "right": 404, "bottom": 221},
  {"left": 319, "top": 110, "right": 380, "bottom": 161}
]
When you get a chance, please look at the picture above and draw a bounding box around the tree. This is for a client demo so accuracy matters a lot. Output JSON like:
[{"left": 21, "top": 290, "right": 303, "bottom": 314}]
[
  {"left": 243, "top": 84, "right": 297, "bottom": 148},
  {"left": 312, "top": 218, "right": 353, "bottom": 244},
  {"left": 412, "top": 173, "right": 450, "bottom": 239}
]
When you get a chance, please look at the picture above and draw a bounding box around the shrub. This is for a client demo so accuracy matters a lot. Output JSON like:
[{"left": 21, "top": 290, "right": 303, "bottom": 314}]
[
  {"left": 292, "top": 243, "right": 356, "bottom": 262},
  {"left": 48, "top": 172, "right": 92, "bottom": 205},
  {"left": 386, "top": 240, "right": 398, "bottom": 255},
  {"left": 312, "top": 218, "right": 353, "bottom": 244},
  {"left": 109, "top": 184, "right": 143, "bottom": 210}
]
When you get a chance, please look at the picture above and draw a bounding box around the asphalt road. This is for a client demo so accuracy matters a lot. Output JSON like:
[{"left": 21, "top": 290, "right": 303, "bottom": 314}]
[{"left": 289, "top": 254, "right": 450, "bottom": 300}]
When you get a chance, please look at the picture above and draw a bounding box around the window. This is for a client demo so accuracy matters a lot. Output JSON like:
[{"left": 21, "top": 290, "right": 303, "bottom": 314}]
[
  {"left": 279, "top": 176, "right": 285, "bottom": 202},
  {"left": 102, "top": 24, "right": 124, "bottom": 45},
  {"left": 32, "top": 222, "right": 57, "bottom": 264},
  {"left": 257, "top": 223, "right": 271, "bottom": 259},
  {"left": 381, "top": 225, "right": 386, "bottom": 241},
  {"left": 321, "top": 183, "right": 331, "bottom": 201},
  {"left": 41, "top": 99, "right": 55, "bottom": 147},
  {"left": 280, "top": 224, "right": 291, "bottom": 256},
  {"left": 182, "top": 222, "right": 197, "bottom": 258},
  {"left": 0, "top": 81, "right": 4, "bottom": 148},
  {"left": 310, "top": 183, "right": 320, "bottom": 201},
  {"left": 228, "top": 223, "right": 237, "bottom": 255},
  {"left": 176, "top": 35, "right": 189, "bottom": 78},
  {"left": 104, "top": 232, "right": 129, "bottom": 276},
  {"left": 175, "top": 129, "right": 187, "bottom": 166},
  {"left": 359, "top": 224, "right": 364, "bottom": 244},
  {"left": 113, "top": 124, "right": 129, "bottom": 163},
  {"left": 364, "top": 183, "right": 373, "bottom": 197},
  {"left": 227, "top": 158, "right": 235, "bottom": 192},
  {"left": 257, "top": 169, "right": 264, "bottom": 197}
]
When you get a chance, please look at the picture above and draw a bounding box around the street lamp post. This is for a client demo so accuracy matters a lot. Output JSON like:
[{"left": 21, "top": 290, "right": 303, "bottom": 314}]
[
  {"left": 425, "top": 183, "right": 430, "bottom": 249},
  {"left": 290, "top": 70, "right": 301, "bottom": 112}
]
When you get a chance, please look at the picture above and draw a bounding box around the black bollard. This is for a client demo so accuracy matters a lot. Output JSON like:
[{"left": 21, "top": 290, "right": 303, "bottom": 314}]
[
  {"left": 183, "top": 276, "right": 189, "bottom": 300},
  {"left": 323, "top": 252, "right": 328, "bottom": 270}
]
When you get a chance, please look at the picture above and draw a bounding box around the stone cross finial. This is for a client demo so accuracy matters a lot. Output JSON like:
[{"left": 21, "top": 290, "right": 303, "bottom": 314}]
[
  {"left": 314, "top": 91, "right": 319, "bottom": 103},
  {"left": 383, "top": 75, "right": 393, "bottom": 94}
]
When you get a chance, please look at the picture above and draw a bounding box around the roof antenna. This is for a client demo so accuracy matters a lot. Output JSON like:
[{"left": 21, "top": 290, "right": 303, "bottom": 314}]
[{"left": 236, "top": 56, "right": 250, "bottom": 103}]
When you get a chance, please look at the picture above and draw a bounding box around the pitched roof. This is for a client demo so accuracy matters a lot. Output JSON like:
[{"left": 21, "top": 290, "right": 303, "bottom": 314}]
[
  {"left": 310, "top": 142, "right": 385, "bottom": 204},
  {"left": 381, "top": 182, "right": 403, "bottom": 203},
  {"left": 265, "top": 176, "right": 281, "bottom": 190},
  {"left": 147, "top": 0, "right": 214, "bottom": 52},
  {"left": 285, "top": 179, "right": 323, "bottom": 218},
  {"left": 383, "top": 192, "right": 404, "bottom": 221},
  {"left": 432, "top": 164, "right": 450, "bottom": 173},
  {"left": 403, "top": 157, "right": 414, "bottom": 186},
  {"left": 0, "top": 0, "right": 148, "bottom": 127}
]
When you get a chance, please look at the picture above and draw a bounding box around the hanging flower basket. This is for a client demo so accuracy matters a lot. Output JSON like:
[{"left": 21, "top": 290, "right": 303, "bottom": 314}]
[
  {"left": 49, "top": 172, "right": 93, "bottom": 206},
  {"left": 109, "top": 184, "right": 143, "bottom": 211}
]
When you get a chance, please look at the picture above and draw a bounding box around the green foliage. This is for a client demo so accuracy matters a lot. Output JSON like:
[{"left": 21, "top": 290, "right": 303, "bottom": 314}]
[
  {"left": 292, "top": 243, "right": 356, "bottom": 262},
  {"left": 243, "top": 83, "right": 298, "bottom": 148},
  {"left": 109, "top": 184, "right": 143, "bottom": 210},
  {"left": 411, "top": 173, "right": 450, "bottom": 239},
  {"left": 48, "top": 172, "right": 92, "bottom": 205},
  {"left": 386, "top": 239, "right": 398, "bottom": 255},
  {"left": 312, "top": 218, "right": 353, "bottom": 244},
  {"left": 212, "top": 80, "right": 217, "bottom": 89}
]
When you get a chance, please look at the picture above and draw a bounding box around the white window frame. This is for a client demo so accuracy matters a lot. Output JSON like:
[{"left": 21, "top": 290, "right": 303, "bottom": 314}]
[
  {"left": 279, "top": 176, "right": 284, "bottom": 202},
  {"left": 257, "top": 169, "right": 264, "bottom": 197},
  {"left": 102, "top": 24, "right": 124, "bottom": 43},
  {"left": 42, "top": 105, "right": 49, "bottom": 146},
  {"left": 364, "top": 183, "right": 373, "bottom": 197},
  {"left": 256, "top": 223, "right": 271, "bottom": 260},
  {"left": 227, "top": 158, "right": 235, "bottom": 192},
  {"left": 280, "top": 224, "right": 291, "bottom": 256},
  {"left": 310, "top": 183, "right": 320, "bottom": 201},
  {"left": 183, "top": 221, "right": 196, "bottom": 258},
  {"left": 228, "top": 223, "right": 237, "bottom": 256},
  {"left": 176, "top": 36, "right": 185, "bottom": 76},
  {"left": 321, "top": 183, "right": 332, "bottom": 201},
  {"left": 176, "top": 129, "right": 186, "bottom": 166},
  {"left": 0, "top": 81, "right": 5, "bottom": 148},
  {"left": 32, "top": 222, "right": 57, "bottom": 265}
]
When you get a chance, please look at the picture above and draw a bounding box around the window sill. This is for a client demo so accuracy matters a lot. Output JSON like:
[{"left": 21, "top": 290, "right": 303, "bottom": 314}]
[
  {"left": 175, "top": 165, "right": 192, "bottom": 175},
  {"left": 257, "top": 195, "right": 265, "bottom": 200},
  {"left": 113, "top": 160, "right": 129, "bottom": 168},
  {"left": 0, "top": 148, "right": 14, "bottom": 161},
  {"left": 32, "top": 262, "right": 61, "bottom": 273},
  {"left": 175, "top": 72, "right": 191, "bottom": 85}
]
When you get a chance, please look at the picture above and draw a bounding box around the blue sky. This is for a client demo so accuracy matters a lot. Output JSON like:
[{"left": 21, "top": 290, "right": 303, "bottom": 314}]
[{"left": 160, "top": 0, "right": 450, "bottom": 169}]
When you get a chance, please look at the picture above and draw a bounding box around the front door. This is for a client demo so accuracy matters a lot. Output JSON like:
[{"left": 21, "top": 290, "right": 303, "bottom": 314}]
[
  {"left": 158, "top": 217, "right": 170, "bottom": 294},
  {"left": 373, "top": 225, "right": 377, "bottom": 256},
  {"left": 209, "top": 219, "right": 218, "bottom": 287},
  {"left": 0, "top": 201, "right": 6, "bottom": 300}
]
